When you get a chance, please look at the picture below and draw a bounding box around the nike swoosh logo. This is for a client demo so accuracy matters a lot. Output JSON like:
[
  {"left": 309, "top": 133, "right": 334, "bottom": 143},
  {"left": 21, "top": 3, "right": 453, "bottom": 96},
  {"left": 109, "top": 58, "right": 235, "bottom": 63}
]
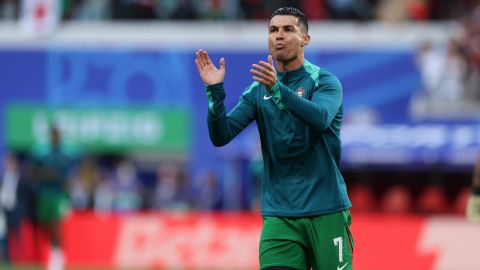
[
  {"left": 337, "top": 262, "right": 349, "bottom": 270},
  {"left": 263, "top": 95, "right": 272, "bottom": 100}
]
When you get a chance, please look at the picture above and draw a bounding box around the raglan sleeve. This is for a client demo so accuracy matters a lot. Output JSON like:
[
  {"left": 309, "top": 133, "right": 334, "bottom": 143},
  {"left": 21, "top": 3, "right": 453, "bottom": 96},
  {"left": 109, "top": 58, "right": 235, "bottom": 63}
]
[
  {"left": 270, "top": 71, "right": 342, "bottom": 132},
  {"left": 206, "top": 82, "right": 257, "bottom": 146}
]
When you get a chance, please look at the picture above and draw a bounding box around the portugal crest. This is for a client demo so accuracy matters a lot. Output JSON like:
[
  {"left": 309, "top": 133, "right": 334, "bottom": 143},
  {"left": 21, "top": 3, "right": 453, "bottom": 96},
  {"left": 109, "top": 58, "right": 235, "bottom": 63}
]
[{"left": 295, "top": 87, "right": 305, "bottom": 97}]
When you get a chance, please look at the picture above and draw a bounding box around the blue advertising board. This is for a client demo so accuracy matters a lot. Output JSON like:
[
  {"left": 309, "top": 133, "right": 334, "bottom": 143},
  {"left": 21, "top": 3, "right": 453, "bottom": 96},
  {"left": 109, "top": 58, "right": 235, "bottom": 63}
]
[{"left": 1, "top": 48, "right": 479, "bottom": 171}]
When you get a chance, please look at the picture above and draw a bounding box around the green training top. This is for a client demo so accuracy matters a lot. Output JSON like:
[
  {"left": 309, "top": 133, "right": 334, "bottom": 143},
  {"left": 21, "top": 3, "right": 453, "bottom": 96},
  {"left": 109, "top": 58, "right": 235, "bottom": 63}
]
[
  {"left": 205, "top": 59, "right": 351, "bottom": 217},
  {"left": 32, "top": 146, "right": 71, "bottom": 194}
]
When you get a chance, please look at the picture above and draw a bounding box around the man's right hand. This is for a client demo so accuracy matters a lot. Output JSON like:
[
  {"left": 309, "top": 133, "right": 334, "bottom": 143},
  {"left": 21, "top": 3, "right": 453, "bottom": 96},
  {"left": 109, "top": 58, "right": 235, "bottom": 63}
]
[{"left": 195, "top": 49, "right": 225, "bottom": 85}]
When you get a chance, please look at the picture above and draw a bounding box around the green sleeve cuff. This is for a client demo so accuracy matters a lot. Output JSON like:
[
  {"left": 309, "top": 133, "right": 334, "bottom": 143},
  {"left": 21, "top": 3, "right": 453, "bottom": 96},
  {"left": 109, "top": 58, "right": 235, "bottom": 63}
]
[
  {"left": 206, "top": 82, "right": 225, "bottom": 96},
  {"left": 269, "top": 81, "right": 285, "bottom": 109},
  {"left": 206, "top": 82, "right": 226, "bottom": 100},
  {"left": 205, "top": 82, "right": 226, "bottom": 114}
]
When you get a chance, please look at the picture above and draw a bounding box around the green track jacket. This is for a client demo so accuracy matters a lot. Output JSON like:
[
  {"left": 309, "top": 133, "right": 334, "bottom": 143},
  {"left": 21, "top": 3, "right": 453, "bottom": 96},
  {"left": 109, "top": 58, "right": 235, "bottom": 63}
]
[{"left": 206, "top": 59, "right": 351, "bottom": 217}]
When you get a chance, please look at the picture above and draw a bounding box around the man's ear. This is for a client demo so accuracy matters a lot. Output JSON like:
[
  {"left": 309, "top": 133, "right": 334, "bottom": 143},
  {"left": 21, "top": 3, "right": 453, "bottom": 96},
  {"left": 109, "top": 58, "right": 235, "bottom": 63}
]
[{"left": 303, "top": 34, "right": 311, "bottom": 46}]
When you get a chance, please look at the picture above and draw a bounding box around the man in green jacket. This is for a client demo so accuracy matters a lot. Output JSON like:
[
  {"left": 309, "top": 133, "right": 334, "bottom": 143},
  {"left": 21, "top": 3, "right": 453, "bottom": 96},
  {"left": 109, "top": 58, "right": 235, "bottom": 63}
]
[
  {"left": 195, "top": 7, "right": 353, "bottom": 270},
  {"left": 32, "top": 126, "right": 71, "bottom": 270}
]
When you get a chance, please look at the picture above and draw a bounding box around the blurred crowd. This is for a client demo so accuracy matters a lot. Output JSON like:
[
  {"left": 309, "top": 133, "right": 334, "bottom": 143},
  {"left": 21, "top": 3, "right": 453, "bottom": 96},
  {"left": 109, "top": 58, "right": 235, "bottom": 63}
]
[
  {"left": 0, "top": 152, "right": 226, "bottom": 216},
  {"left": 0, "top": 0, "right": 479, "bottom": 22},
  {"left": 0, "top": 148, "right": 227, "bottom": 261},
  {"left": 0, "top": 146, "right": 472, "bottom": 234},
  {"left": 0, "top": 136, "right": 230, "bottom": 263},
  {"left": 410, "top": 3, "right": 480, "bottom": 117}
]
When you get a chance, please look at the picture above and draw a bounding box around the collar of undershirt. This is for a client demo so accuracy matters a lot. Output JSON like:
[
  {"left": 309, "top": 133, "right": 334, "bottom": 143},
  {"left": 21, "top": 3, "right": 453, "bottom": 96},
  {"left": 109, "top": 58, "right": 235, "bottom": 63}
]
[{"left": 277, "top": 60, "right": 309, "bottom": 83}]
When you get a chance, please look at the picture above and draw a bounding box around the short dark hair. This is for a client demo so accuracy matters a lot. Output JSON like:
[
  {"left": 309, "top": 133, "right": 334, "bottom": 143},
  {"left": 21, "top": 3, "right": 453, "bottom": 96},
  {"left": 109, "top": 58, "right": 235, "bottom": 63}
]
[{"left": 270, "top": 7, "right": 309, "bottom": 33}]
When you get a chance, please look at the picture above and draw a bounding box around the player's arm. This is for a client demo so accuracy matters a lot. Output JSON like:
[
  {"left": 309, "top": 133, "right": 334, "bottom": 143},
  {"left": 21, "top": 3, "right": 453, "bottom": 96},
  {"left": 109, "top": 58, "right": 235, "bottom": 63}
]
[
  {"left": 272, "top": 71, "right": 341, "bottom": 132},
  {"left": 467, "top": 155, "right": 480, "bottom": 223},
  {"left": 195, "top": 49, "right": 256, "bottom": 147},
  {"left": 206, "top": 83, "right": 256, "bottom": 146}
]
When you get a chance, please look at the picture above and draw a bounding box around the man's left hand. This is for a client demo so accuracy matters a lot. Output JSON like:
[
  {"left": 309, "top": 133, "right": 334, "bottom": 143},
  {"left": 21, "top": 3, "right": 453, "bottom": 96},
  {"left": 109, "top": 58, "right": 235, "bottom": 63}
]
[{"left": 251, "top": 55, "right": 277, "bottom": 90}]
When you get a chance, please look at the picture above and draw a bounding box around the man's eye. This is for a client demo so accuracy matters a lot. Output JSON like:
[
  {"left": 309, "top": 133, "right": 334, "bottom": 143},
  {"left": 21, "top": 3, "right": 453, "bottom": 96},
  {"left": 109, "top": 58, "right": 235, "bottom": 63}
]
[{"left": 269, "top": 28, "right": 277, "bottom": 33}]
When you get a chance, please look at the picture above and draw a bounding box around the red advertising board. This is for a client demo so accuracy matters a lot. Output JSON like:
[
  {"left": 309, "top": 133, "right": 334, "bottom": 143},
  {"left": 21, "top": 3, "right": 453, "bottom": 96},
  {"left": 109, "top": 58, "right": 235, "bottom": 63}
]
[{"left": 13, "top": 212, "right": 480, "bottom": 270}]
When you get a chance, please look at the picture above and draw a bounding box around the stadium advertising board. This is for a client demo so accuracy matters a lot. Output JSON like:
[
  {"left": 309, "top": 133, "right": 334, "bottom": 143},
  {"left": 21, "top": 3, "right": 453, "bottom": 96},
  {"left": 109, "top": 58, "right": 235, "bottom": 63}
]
[
  {"left": 1, "top": 47, "right": 479, "bottom": 166},
  {"left": 15, "top": 212, "right": 480, "bottom": 270},
  {"left": 341, "top": 123, "right": 480, "bottom": 166},
  {"left": 6, "top": 106, "right": 190, "bottom": 153}
]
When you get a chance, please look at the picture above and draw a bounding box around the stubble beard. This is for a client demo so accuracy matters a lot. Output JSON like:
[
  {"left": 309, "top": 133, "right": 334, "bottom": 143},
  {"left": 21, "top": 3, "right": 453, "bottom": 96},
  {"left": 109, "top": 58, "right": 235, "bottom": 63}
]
[{"left": 273, "top": 50, "right": 297, "bottom": 66}]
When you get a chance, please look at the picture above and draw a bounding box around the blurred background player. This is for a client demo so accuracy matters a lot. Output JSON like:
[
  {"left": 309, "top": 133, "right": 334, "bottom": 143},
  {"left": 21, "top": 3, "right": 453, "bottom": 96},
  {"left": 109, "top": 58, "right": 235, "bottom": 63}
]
[
  {"left": 195, "top": 7, "right": 352, "bottom": 270},
  {"left": 466, "top": 153, "right": 480, "bottom": 223},
  {"left": 30, "top": 126, "right": 72, "bottom": 270}
]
